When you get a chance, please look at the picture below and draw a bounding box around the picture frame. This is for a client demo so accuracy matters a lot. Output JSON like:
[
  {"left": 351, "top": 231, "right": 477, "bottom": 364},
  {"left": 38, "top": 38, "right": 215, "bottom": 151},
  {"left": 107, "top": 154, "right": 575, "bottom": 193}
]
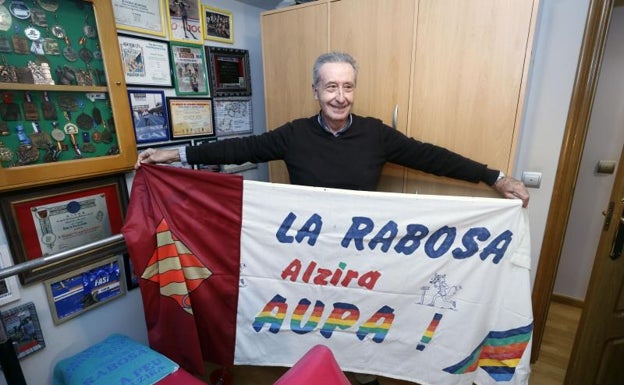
[
  {"left": 202, "top": 5, "right": 233, "bottom": 44},
  {"left": 148, "top": 141, "right": 194, "bottom": 169},
  {"left": 44, "top": 255, "right": 127, "bottom": 325},
  {"left": 1, "top": 302, "right": 45, "bottom": 359},
  {"left": 0, "top": 175, "right": 129, "bottom": 284},
  {"left": 166, "top": 0, "right": 203, "bottom": 45},
  {"left": 118, "top": 34, "right": 173, "bottom": 87},
  {"left": 167, "top": 97, "right": 215, "bottom": 140},
  {"left": 128, "top": 90, "right": 169, "bottom": 145},
  {"left": 170, "top": 42, "right": 210, "bottom": 96},
  {"left": 207, "top": 47, "right": 252, "bottom": 97},
  {"left": 214, "top": 97, "right": 253, "bottom": 137},
  {"left": 112, "top": 0, "right": 167, "bottom": 37},
  {"left": 0, "top": 244, "right": 20, "bottom": 307}
]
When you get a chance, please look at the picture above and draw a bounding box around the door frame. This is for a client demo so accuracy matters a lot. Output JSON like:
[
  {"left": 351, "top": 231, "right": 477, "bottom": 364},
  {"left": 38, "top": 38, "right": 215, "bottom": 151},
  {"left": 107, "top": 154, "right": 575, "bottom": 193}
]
[{"left": 530, "top": 0, "right": 615, "bottom": 361}]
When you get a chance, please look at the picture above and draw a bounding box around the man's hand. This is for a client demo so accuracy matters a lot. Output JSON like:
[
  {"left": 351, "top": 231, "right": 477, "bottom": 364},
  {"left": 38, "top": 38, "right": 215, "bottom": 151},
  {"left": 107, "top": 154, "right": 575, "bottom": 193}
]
[
  {"left": 135, "top": 148, "right": 181, "bottom": 169},
  {"left": 493, "top": 176, "right": 530, "bottom": 208}
]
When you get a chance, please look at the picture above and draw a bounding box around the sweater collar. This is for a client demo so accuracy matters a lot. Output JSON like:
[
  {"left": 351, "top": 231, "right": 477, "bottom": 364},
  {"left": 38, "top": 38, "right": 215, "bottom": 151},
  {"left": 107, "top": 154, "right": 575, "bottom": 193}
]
[{"left": 317, "top": 113, "right": 353, "bottom": 137}]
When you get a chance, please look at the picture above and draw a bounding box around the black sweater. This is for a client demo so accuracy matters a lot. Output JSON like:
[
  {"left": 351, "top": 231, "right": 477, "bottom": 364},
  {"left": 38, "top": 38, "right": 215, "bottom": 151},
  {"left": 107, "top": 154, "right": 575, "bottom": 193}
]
[{"left": 186, "top": 114, "right": 499, "bottom": 191}]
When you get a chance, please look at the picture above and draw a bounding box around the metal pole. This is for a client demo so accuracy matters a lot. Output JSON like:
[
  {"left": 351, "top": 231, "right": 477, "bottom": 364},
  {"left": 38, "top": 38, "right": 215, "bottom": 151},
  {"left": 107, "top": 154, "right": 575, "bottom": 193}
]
[{"left": 0, "top": 234, "right": 126, "bottom": 280}]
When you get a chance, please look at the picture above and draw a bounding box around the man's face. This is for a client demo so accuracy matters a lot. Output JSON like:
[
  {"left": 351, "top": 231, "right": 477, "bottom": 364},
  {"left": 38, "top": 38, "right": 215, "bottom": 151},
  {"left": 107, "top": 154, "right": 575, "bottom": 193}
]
[{"left": 313, "top": 62, "right": 356, "bottom": 131}]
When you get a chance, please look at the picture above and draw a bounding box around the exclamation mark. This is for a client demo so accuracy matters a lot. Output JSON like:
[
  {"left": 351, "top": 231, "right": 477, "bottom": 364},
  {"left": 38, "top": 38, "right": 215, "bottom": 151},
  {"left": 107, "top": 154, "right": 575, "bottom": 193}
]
[{"left": 416, "top": 313, "right": 443, "bottom": 351}]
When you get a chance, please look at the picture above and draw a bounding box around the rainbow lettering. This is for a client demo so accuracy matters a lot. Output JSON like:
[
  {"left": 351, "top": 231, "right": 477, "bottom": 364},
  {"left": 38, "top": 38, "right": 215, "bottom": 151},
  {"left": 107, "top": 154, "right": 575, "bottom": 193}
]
[{"left": 416, "top": 313, "right": 443, "bottom": 351}]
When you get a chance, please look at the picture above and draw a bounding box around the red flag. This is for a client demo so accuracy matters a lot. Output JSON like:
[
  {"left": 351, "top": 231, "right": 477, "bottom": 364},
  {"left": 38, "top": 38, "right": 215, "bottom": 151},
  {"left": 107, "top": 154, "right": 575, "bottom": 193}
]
[{"left": 122, "top": 164, "right": 242, "bottom": 374}]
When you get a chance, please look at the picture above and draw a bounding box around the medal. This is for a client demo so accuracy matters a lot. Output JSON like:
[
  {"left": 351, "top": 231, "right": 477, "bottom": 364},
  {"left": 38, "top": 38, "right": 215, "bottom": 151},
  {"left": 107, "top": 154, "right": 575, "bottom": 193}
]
[
  {"left": 30, "top": 7, "right": 46, "bottom": 27},
  {"left": 41, "top": 91, "right": 57, "bottom": 120},
  {"left": 27, "top": 60, "right": 53, "bottom": 84},
  {"left": 36, "top": 0, "right": 58, "bottom": 12},
  {"left": 15, "top": 124, "right": 39, "bottom": 165},
  {"left": 63, "top": 122, "right": 82, "bottom": 158},
  {"left": 0, "top": 141, "right": 14, "bottom": 166},
  {"left": 0, "top": 5, "right": 11, "bottom": 31},
  {"left": 76, "top": 112, "right": 93, "bottom": 130},
  {"left": 0, "top": 92, "right": 20, "bottom": 120},
  {"left": 24, "top": 26, "right": 40, "bottom": 41},
  {"left": 43, "top": 37, "right": 59, "bottom": 55},
  {"left": 62, "top": 45, "right": 77, "bottom": 62},
  {"left": 92, "top": 105, "right": 102, "bottom": 126},
  {"left": 50, "top": 24, "right": 65, "bottom": 39},
  {"left": 57, "top": 93, "right": 78, "bottom": 120},
  {"left": 0, "top": 121, "right": 9, "bottom": 135},
  {"left": 23, "top": 91, "right": 39, "bottom": 120},
  {"left": 12, "top": 30, "right": 29, "bottom": 54},
  {"left": 29, "top": 121, "right": 51, "bottom": 149},
  {"left": 50, "top": 121, "right": 65, "bottom": 152},
  {"left": 80, "top": 131, "right": 95, "bottom": 153},
  {"left": 8, "top": 1, "right": 30, "bottom": 20},
  {"left": 0, "top": 57, "right": 16, "bottom": 82},
  {"left": 0, "top": 35, "right": 11, "bottom": 52}
]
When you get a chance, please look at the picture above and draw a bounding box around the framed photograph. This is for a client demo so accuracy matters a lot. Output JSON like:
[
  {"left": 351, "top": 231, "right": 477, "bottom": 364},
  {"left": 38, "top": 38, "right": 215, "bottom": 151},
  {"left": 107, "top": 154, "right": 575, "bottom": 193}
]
[
  {"left": 128, "top": 90, "right": 169, "bottom": 145},
  {"left": 167, "top": 97, "right": 214, "bottom": 139},
  {"left": 1, "top": 302, "right": 45, "bottom": 359},
  {"left": 206, "top": 47, "right": 251, "bottom": 97},
  {"left": 112, "top": 0, "right": 167, "bottom": 37},
  {"left": 0, "top": 175, "right": 129, "bottom": 284},
  {"left": 166, "top": 0, "right": 203, "bottom": 45},
  {"left": 170, "top": 42, "right": 210, "bottom": 95},
  {"left": 44, "top": 256, "right": 127, "bottom": 325},
  {"left": 214, "top": 97, "right": 253, "bottom": 137},
  {"left": 147, "top": 141, "right": 194, "bottom": 169},
  {"left": 118, "top": 34, "right": 173, "bottom": 87},
  {"left": 0, "top": 244, "right": 20, "bottom": 306},
  {"left": 202, "top": 5, "right": 233, "bottom": 44}
]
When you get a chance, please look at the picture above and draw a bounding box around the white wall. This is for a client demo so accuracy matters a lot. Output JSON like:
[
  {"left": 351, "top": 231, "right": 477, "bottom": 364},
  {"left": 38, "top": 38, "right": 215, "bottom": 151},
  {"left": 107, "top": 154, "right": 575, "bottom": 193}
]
[
  {"left": 514, "top": 0, "right": 590, "bottom": 284},
  {"left": 554, "top": 6, "right": 624, "bottom": 300},
  {"left": 0, "top": 1, "right": 267, "bottom": 384}
]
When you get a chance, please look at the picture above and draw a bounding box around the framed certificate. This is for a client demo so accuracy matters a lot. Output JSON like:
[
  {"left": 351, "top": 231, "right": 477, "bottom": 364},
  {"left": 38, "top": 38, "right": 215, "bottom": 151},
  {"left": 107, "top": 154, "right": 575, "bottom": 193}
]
[
  {"left": 207, "top": 46, "right": 251, "bottom": 97},
  {"left": 118, "top": 34, "right": 173, "bottom": 87},
  {"left": 44, "top": 256, "right": 127, "bottom": 325},
  {"left": 0, "top": 174, "right": 129, "bottom": 284},
  {"left": 167, "top": 97, "right": 215, "bottom": 139},
  {"left": 214, "top": 97, "right": 253, "bottom": 137},
  {"left": 112, "top": 0, "right": 167, "bottom": 37},
  {"left": 170, "top": 42, "right": 210, "bottom": 96},
  {"left": 128, "top": 89, "right": 169, "bottom": 145},
  {"left": 202, "top": 5, "right": 233, "bottom": 44}
]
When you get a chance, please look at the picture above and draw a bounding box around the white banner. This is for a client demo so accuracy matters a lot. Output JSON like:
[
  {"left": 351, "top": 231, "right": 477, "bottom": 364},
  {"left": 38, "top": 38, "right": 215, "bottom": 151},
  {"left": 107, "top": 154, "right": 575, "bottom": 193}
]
[{"left": 234, "top": 182, "right": 532, "bottom": 385}]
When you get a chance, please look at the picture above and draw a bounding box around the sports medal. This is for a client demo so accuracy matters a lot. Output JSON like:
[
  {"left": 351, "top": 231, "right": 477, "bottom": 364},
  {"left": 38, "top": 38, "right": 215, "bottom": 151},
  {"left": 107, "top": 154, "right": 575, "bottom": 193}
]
[
  {"left": 15, "top": 124, "right": 39, "bottom": 165},
  {"left": 63, "top": 122, "right": 82, "bottom": 158},
  {"left": 8, "top": 1, "right": 29, "bottom": 20},
  {"left": 41, "top": 91, "right": 57, "bottom": 120},
  {"left": 29, "top": 121, "right": 51, "bottom": 149},
  {"left": 0, "top": 4, "right": 11, "bottom": 31},
  {"left": 30, "top": 7, "right": 47, "bottom": 27},
  {"left": 36, "top": 0, "right": 58, "bottom": 12},
  {"left": 23, "top": 91, "right": 40, "bottom": 120}
]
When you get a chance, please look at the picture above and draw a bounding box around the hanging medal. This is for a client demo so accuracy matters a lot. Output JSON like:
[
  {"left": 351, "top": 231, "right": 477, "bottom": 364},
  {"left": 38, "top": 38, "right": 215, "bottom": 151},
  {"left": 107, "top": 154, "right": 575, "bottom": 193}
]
[
  {"left": 76, "top": 110, "right": 93, "bottom": 130},
  {"left": 0, "top": 140, "right": 14, "bottom": 166},
  {"left": 0, "top": 121, "right": 9, "bottom": 136},
  {"left": 0, "top": 55, "right": 16, "bottom": 82},
  {"left": 41, "top": 91, "right": 57, "bottom": 120},
  {"left": 0, "top": 4, "right": 11, "bottom": 33},
  {"left": 57, "top": 93, "right": 78, "bottom": 120},
  {"left": 36, "top": 0, "right": 58, "bottom": 13},
  {"left": 63, "top": 122, "right": 82, "bottom": 159},
  {"left": 12, "top": 25, "right": 29, "bottom": 54},
  {"left": 8, "top": 0, "right": 29, "bottom": 20},
  {"left": 23, "top": 91, "right": 40, "bottom": 120},
  {"left": 80, "top": 130, "right": 95, "bottom": 153},
  {"left": 62, "top": 34, "right": 77, "bottom": 62},
  {"left": 14, "top": 124, "right": 39, "bottom": 165},
  {"left": 29, "top": 121, "right": 51, "bottom": 149},
  {"left": 42, "top": 27, "right": 59, "bottom": 55},
  {"left": 48, "top": 121, "right": 65, "bottom": 161},
  {"left": 30, "top": 7, "right": 47, "bottom": 27},
  {"left": 82, "top": 14, "right": 96, "bottom": 39},
  {"left": 0, "top": 92, "right": 20, "bottom": 120}
]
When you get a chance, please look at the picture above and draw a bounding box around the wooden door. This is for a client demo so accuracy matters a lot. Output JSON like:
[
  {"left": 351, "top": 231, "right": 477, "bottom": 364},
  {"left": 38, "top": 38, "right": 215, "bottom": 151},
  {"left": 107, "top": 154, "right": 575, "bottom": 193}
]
[
  {"left": 564, "top": 144, "right": 624, "bottom": 384},
  {"left": 330, "top": 0, "right": 416, "bottom": 192},
  {"left": 405, "top": 0, "right": 538, "bottom": 197},
  {"left": 261, "top": 2, "right": 329, "bottom": 184}
]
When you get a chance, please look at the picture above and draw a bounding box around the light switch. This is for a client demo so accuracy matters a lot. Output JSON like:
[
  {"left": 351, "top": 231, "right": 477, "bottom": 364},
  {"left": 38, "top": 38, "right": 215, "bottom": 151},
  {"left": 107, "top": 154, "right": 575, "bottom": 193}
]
[
  {"left": 596, "top": 160, "right": 616, "bottom": 174},
  {"left": 522, "top": 171, "right": 542, "bottom": 188}
]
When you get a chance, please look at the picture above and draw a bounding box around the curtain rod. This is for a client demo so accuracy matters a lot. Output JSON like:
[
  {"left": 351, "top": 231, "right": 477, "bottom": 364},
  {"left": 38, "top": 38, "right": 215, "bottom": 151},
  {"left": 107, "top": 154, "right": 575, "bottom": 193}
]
[{"left": 0, "top": 234, "right": 126, "bottom": 281}]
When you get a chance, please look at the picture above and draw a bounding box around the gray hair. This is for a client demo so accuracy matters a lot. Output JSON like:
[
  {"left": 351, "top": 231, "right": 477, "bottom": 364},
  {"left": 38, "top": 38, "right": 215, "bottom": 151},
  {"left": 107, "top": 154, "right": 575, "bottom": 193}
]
[{"left": 312, "top": 52, "right": 358, "bottom": 87}]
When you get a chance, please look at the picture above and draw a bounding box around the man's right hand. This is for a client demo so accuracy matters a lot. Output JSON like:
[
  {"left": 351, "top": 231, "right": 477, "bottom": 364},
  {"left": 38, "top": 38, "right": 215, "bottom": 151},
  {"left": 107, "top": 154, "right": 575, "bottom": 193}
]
[{"left": 135, "top": 148, "right": 181, "bottom": 169}]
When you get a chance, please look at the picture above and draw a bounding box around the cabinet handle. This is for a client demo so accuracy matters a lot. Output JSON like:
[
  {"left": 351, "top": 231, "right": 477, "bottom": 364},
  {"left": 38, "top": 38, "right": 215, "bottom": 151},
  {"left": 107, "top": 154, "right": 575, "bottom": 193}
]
[{"left": 392, "top": 104, "right": 398, "bottom": 130}]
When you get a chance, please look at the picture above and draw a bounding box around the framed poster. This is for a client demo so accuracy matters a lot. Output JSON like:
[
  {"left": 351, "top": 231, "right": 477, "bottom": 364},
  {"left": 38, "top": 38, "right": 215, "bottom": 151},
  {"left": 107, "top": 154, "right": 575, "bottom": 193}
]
[
  {"left": 202, "top": 5, "right": 233, "bottom": 44},
  {"left": 0, "top": 175, "right": 129, "bottom": 284},
  {"left": 128, "top": 90, "right": 169, "bottom": 145},
  {"left": 167, "top": 97, "right": 214, "bottom": 139},
  {"left": 166, "top": 0, "right": 203, "bottom": 44},
  {"left": 118, "top": 34, "right": 173, "bottom": 87},
  {"left": 0, "top": 244, "right": 20, "bottom": 306},
  {"left": 214, "top": 97, "right": 253, "bottom": 137},
  {"left": 44, "top": 256, "right": 127, "bottom": 325},
  {"left": 1, "top": 302, "right": 45, "bottom": 359},
  {"left": 112, "top": 0, "right": 167, "bottom": 37},
  {"left": 206, "top": 46, "right": 251, "bottom": 97},
  {"left": 170, "top": 42, "right": 210, "bottom": 96}
]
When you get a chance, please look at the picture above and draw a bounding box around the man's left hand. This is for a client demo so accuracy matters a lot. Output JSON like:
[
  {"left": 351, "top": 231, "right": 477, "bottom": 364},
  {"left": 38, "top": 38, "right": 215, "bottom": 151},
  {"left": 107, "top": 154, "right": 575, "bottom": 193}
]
[{"left": 494, "top": 177, "right": 530, "bottom": 208}]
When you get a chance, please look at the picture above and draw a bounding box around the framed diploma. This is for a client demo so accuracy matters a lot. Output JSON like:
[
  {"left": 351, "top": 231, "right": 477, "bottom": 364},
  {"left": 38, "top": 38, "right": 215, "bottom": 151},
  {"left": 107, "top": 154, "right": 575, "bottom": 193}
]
[
  {"left": 128, "top": 89, "right": 170, "bottom": 145},
  {"left": 44, "top": 255, "right": 127, "bottom": 325},
  {"left": 166, "top": 0, "right": 203, "bottom": 45},
  {"left": 206, "top": 46, "right": 251, "bottom": 97},
  {"left": 0, "top": 175, "right": 129, "bottom": 284},
  {"left": 170, "top": 42, "right": 210, "bottom": 96},
  {"left": 0, "top": 302, "right": 45, "bottom": 359},
  {"left": 118, "top": 34, "right": 173, "bottom": 87},
  {"left": 112, "top": 0, "right": 167, "bottom": 37},
  {"left": 202, "top": 5, "right": 233, "bottom": 44},
  {"left": 167, "top": 97, "right": 215, "bottom": 139},
  {"left": 214, "top": 97, "right": 253, "bottom": 137}
]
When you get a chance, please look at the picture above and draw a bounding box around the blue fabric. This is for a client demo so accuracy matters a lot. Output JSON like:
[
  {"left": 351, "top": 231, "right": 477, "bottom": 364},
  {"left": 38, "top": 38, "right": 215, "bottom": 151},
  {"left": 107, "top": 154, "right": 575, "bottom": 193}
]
[{"left": 53, "top": 334, "right": 179, "bottom": 385}]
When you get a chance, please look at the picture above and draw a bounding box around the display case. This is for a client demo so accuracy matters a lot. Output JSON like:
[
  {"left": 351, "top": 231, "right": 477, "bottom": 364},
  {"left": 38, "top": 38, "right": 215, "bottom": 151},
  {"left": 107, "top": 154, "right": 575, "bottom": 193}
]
[{"left": 0, "top": 0, "right": 137, "bottom": 191}]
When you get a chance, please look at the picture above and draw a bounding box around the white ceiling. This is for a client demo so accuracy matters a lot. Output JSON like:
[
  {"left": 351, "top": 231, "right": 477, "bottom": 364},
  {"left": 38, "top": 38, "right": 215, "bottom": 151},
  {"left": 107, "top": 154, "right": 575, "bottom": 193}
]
[{"left": 233, "top": 0, "right": 294, "bottom": 10}]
